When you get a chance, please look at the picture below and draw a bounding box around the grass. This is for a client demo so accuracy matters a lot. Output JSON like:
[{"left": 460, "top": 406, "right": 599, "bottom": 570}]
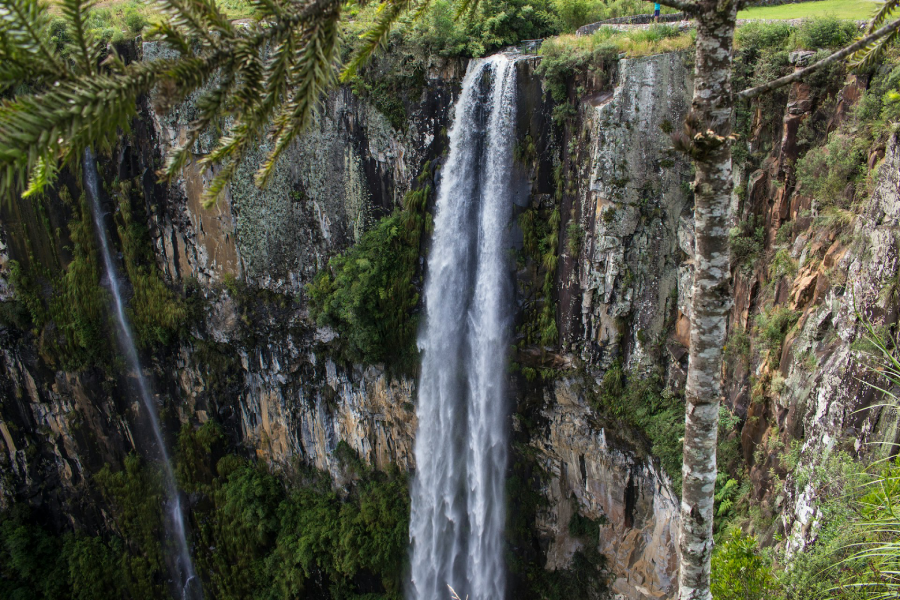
[
  {"left": 541, "top": 24, "right": 695, "bottom": 62},
  {"left": 737, "top": 0, "right": 879, "bottom": 21}
]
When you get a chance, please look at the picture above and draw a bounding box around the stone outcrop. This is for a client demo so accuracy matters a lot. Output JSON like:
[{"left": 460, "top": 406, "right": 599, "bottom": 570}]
[{"left": 534, "top": 380, "right": 680, "bottom": 600}]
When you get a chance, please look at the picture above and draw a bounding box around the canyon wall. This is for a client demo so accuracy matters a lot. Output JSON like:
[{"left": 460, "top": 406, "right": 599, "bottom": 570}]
[{"left": 1, "top": 40, "right": 898, "bottom": 600}]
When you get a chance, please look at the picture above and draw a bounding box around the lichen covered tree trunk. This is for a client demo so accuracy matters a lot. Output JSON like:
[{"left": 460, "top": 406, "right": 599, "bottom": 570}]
[{"left": 678, "top": 3, "right": 737, "bottom": 600}]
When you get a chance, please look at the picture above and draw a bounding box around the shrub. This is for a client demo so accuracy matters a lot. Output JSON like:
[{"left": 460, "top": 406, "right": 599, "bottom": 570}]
[
  {"left": 735, "top": 21, "right": 792, "bottom": 52},
  {"left": 590, "top": 360, "right": 686, "bottom": 492},
  {"left": 711, "top": 528, "right": 775, "bottom": 600},
  {"left": 755, "top": 305, "right": 800, "bottom": 352},
  {"left": 307, "top": 168, "right": 432, "bottom": 370},
  {"left": 566, "top": 219, "right": 584, "bottom": 255},
  {"left": 124, "top": 8, "right": 147, "bottom": 34},
  {"left": 796, "top": 132, "right": 866, "bottom": 208},
  {"left": 792, "top": 17, "right": 859, "bottom": 51},
  {"left": 729, "top": 215, "right": 765, "bottom": 274},
  {"left": 404, "top": 0, "right": 559, "bottom": 58}
]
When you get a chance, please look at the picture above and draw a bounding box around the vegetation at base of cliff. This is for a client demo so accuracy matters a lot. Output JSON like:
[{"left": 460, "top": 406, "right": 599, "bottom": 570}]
[
  {"left": 307, "top": 163, "right": 433, "bottom": 371},
  {"left": 113, "top": 181, "right": 186, "bottom": 348},
  {"left": 710, "top": 529, "right": 776, "bottom": 600},
  {"left": 0, "top": 424, "right": 410, "bottom": 600},
  {"left": 0, "top": 454, "right": 168, "bottom": 600},
  {"left": 6, "top": 187, "right": 111, "bottom": 370},
  {"left": 176, "top": 423, "right": 410, "bottom": 600},
  {"left": 710, "top": 453, "right": 900, "bottom": 600},
  {"left": 586, "top": 360, "right": 686, "bottom": 493}
]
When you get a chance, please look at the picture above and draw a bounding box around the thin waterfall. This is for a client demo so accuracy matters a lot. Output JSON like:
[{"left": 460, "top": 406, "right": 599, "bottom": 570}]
[
  {"left": 83, "top": 149, "right": 202, "bottom": 600},
  {"left": 409, "top": 54, "right": 517, "bottom": 600}
]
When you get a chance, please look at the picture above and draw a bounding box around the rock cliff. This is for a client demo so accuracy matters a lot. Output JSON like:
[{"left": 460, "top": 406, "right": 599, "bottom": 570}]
[{"left": 1, "top": 37, "right": 898, "bottom": 600}]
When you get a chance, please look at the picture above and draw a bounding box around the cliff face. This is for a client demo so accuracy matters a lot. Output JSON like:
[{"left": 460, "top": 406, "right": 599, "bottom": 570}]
[
  {"left": 723, "top": 67, "right": 900, "bottom": 552},
  {"left": 1, "top": 39, "right": 899, "bottom": 600}
]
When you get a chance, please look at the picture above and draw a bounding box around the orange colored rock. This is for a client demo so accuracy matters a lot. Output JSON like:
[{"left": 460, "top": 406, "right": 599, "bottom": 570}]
[
  {"left": 675, "top": 311, "right": 691, "bottom": 347},
  {"left": 823, "top": 241, "right": 847, "bottom": 268},
  {"left": 791, "top": 266, "right": 819, "bottom": 310}
]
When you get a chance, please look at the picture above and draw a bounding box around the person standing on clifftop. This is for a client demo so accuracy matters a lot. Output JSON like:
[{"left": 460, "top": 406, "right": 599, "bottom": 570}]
[{"left": 654, "top": 2, "right": 661, "bottom": 20}]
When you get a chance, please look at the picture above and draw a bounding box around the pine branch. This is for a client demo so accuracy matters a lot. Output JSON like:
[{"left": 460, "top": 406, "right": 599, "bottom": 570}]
[
  {"left": 866, "top": 0, "right": 900, "bottom": 33},
  {"left": 59, "top": 0, "right": 98, "bottom": 76},
  {"left": 342, "top": 0, "right": 423, "bottom": 81},
  {"left": 258, "top": 10, "right": 339, "bottom": 187},
  {"left": 738, "top": 17, "right": 900, "bottom": 99},
  {"left": 0, "top": 0, "right": 63, "bottom": 70}
]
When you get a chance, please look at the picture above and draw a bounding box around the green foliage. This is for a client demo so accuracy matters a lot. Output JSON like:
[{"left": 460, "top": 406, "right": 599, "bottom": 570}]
[
  {"left": 769, "top": 248, "right": 797, "bottom": 280},
  {"left": 729, "top": 215, "right": 765, "bottom": 275},
  {"left": 791, "top": 16, "right": 859, "bottom": 51},
  {"left": 711, "top": 528, "right": 775, "bottom": 600},
  {"left": 7, "top": 189, "right": 111, "bottom": 370},
  {"left": 549, "top": 0, "right": 675, "bottom": 33},
  {"left": 517, "top": 203, "right": 562, "bottom": 347},
  {"left": 307, "top": 166, "right": 432, "bottom": 370},
  {"left": 566, "top": 218, "right": 584, "bottom": 255},
  {"left": 589, "top": 360, "right": 685, "bottom": 493},
  {"left": 176, "top": 424, "right": 411, "bottom": 600},
  {"left": 404, "top": 0, "right": 559, "bottom": 58},
  {"left": 725, "top": 326, "right": 751, "bottom": 362},
  {"left": 93, "top": 454, "right": 167, "bottom": 600},
  {"left": 568, "top": 510, "right": 603, "bottom": 539},
  {"left": 735, "top": 22, "right": 793, "bottom": 51},
  {"left": 0, "top": 0, "right": 345, "bottom": 204},
  {"left": 114, "top": 182, "right": 186, "bottom": 347},
  {"left": 64, "top": 535, "right": 121, "bottom": 600},
  {"left": 796, "top": 132, "right": 867, "bottom": 209},
  {"left": 176, "top": 420, "right": 225, "bottom": 493},
  {"left": 0, "top": 506, "right": 69, "bottom": 599},
  {"left": 349, "top": 54, "right": 426, "bottom": 131},
  {"left": 754, "top": 306, "right": 800, "bottom": 353}
]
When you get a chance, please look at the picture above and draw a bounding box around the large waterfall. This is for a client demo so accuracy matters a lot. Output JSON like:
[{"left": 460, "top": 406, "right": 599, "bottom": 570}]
[
  {"left": 409, "top": 54, "right": 517, "bottom": 600},
  {"left": 83, "top": 149, "right": 202, "bottom": 600}
]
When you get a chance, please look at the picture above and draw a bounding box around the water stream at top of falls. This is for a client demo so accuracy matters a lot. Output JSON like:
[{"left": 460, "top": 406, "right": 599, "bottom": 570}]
[
  {"left": 409, "top": 53, "right": 517, "bottom": 600},
  {"left": 83, "top": 149, "right": 202, "bottom": 600}
]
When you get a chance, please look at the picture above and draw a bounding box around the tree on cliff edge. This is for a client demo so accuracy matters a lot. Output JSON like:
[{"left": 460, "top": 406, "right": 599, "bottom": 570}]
[
  {"left": 2, "top": 0, "right": 900, "bottom": 598},
  {"left": 653, "top": 0, "right": 900, "bottom": 598}
]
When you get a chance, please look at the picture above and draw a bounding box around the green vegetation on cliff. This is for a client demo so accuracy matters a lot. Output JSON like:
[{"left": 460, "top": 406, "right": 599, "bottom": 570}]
[
  {"left": 587, "top": 360, "right": 686, "bottom": 492},
  {"left": 7, "top": 187, "right": 110, "bottom": 370},
  {"left": 4, "top": 175, "right": 186, "bottom": 367},
  {"left": 307, "top": 164, "right": 433, "bottom": 370},
  {"left": 113, "top": 182, "right": 186, "bottom": 348}
]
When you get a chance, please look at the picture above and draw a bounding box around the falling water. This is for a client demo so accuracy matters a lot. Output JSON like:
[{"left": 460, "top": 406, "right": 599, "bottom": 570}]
[
  {"left": 409, "top": 54, "right": 517, "bottom": 600},
  {"left": 83, "top": 149, "right": 202, "bottom": 600}
]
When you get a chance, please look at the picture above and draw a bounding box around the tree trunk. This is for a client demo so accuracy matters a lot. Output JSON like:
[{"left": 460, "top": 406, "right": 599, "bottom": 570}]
[{"left": 679, "top": 3, "right": 737, "bottom": 600}]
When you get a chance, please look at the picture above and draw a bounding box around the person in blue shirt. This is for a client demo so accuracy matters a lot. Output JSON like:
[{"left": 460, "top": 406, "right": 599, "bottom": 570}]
[{"left": 654, "top": 2, "right": 661, "bottom": 19}]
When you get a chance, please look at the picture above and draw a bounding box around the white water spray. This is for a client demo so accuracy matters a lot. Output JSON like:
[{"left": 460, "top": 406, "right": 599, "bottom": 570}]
[
  {"left": 83, "top": 149, "right": 202, "bottom": 600},
  {"left": 408, "top": 54, "right": 517, "bottom": 600}
]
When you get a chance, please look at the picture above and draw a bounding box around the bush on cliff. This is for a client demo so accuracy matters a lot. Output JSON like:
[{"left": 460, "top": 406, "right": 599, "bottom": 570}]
[{"left": 307, "top": 169, "right": 432, "bottom": 371}]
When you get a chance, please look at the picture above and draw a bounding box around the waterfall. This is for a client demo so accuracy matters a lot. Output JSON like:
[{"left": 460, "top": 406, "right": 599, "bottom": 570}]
[
  {"left": 409, "top": 54, "right": 517, "bottom": 600},
  {"left": 83, "top": 149, "right": 202, "bottom": 600}
]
